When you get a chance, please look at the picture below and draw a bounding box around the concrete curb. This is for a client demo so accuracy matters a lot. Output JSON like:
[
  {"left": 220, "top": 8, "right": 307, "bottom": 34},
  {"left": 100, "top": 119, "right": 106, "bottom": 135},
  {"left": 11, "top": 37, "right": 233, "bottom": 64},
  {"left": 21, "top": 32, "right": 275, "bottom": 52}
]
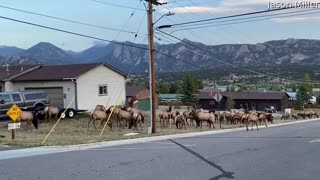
[{"left": 0, "top": 118, "right": 319, "bottom": 160}]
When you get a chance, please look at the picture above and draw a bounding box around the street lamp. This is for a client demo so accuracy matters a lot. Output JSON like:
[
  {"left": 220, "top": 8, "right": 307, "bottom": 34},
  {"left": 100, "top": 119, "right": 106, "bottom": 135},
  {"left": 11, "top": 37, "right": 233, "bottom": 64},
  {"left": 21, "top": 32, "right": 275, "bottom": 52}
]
[{"left": 153, "top": 12, "right": 175, "bottom": 25}]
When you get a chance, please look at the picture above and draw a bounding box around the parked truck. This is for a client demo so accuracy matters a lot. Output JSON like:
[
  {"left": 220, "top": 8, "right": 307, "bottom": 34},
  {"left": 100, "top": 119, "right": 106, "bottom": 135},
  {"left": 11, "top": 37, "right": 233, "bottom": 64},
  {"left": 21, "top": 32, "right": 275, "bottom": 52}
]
[{"left": 0, "top": 91, "right": 85, "bottom": 119}]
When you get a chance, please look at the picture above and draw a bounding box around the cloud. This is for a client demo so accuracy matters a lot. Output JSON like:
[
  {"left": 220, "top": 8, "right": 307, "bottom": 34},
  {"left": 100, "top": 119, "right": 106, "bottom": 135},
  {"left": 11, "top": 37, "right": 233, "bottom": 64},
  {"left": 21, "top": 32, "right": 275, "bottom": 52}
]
[
  {"left": 271, "top": 16, "right": 320, "bottom": 23},
  {"left": 162, "top": 6, "right": 250, "bottom": 14}
]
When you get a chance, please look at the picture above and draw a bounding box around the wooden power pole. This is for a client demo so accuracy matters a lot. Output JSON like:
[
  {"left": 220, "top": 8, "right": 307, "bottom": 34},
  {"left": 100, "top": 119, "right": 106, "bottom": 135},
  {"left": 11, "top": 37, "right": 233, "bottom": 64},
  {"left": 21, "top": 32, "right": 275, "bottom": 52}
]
[{"left": 146, "top": 0, "right": 164, "bottom": 133}]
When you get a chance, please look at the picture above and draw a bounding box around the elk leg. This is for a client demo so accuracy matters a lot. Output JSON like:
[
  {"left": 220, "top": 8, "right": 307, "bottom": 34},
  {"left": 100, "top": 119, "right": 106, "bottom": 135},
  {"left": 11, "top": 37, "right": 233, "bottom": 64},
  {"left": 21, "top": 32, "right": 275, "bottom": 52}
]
[
  {"left": 93, "top": 120, "right": 97, "bottom": 129},
  {"left": 88, "top": 118, "right": 93, "bottom": 129},
  {"left": 256, "top": 121, "right": 259, "bottom": 131},
  {"left": 246, "top": 120, "right": 249, "bottom": 131},
  {"left": 265, "top": 119, "right": 268, "bottom": 128}
]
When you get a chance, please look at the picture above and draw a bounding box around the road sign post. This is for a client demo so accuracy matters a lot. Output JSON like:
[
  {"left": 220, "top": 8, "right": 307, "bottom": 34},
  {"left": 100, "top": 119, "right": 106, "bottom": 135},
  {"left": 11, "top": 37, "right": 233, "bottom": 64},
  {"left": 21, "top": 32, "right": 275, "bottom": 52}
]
[
  {"left": 6, "top": 104, "right": 22, "bottom": 140},
  {"left": 213, "top": 93, "right": 223, "bottom": 129}
]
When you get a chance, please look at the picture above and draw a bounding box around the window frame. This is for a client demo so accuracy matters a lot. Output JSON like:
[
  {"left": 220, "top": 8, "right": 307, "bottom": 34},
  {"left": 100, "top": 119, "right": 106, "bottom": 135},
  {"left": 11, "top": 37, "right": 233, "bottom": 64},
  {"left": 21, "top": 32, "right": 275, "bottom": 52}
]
[
  {"left": 98, "top": 85, "right": 108, "bottom": 96},
  {"left": 0, "top": 94, "right": 12, "bottom": 102},
  {"left": 11, "top": 93, "right": 22, "bottom": 102}
]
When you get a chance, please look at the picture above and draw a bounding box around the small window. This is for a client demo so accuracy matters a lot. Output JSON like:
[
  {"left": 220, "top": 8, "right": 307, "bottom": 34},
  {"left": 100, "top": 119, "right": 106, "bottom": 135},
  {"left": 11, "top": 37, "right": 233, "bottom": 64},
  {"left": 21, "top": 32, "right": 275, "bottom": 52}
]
[
  {"left": 0, "top": 85, "right": 2, "bottom": 92},
  {"left": 12, "top": 94, "right": 21, "bottom": 102},
  {"left": 0, "top": 94, "right": 11, "bottom": 102},
  {"left": 99, "top": 85, "right": 108, "bottom": 96},
  {"left": 209, "top": 100, "right": 215, "bottom": 105}
]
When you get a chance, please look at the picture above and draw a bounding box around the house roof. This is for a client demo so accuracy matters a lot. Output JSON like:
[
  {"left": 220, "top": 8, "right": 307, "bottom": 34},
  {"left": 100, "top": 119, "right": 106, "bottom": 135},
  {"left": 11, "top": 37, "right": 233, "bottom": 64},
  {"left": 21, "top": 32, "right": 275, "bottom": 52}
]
[
  {"left": 0, "top": 65, "right": 40, "bottom": 81},
  {"left": 126, "top": 86, "right": 148, "bottom": 97},
  {"left": 126, "top": 86, "right": 160, "bottom": 97},
  {"left": 159, "top": 94, "right": 181, "bottom": 99},
  {"left": 198, "top": 91, "right": 289, "bottom": 100},
  {"left": 11, "top": 63, "right": 126, "bottom": 81}
]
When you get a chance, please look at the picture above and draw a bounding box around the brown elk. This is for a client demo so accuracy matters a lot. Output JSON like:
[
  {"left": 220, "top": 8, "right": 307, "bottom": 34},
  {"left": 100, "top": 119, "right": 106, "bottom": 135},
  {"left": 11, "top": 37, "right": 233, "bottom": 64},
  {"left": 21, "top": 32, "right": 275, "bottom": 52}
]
[
  {"left": 258, "top": 113, "right": 268, "bottom": 128},
  {"left": 16, "top": 111, "right": 39, "bottom": 129},
  {"left": 130, "top": 112, "right": 144, "bottom": 131},
  {"left": 243, "top": 113, "right": 259, "bottom": 131},
  {"left": 189, "top": 110, "right": 215, "bottom": 129},
  {"left": 44, "top": 106, "right": 60, "bottom": 122},
  {"left": 88, "top": 109, "right": 112, "bottom": 129}
]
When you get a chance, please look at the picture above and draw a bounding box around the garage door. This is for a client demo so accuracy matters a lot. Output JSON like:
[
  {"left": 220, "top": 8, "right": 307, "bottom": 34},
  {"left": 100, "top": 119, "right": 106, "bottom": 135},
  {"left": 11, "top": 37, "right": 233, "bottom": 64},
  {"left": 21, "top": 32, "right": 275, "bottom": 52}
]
[{"left": 25, "top": 87, "right": 64, "bottom": 108}]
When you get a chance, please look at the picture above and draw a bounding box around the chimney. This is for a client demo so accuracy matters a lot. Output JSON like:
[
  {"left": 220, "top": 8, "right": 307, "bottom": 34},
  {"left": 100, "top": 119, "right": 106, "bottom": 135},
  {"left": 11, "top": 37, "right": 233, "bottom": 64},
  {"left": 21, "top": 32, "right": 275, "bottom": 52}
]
[
  {"left": 6, "top": 64, "right": 9, "bottom": 72},
  {"left": 21, "top": 66, "right": 24, "bottom": 72}
]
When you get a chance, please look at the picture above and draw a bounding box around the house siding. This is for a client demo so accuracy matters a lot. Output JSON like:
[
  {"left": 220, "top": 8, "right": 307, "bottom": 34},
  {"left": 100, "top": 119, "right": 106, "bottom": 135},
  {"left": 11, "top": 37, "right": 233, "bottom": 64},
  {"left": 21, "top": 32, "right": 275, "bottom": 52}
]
[
  {"left": 77, "top": 65, "right": 126, "bottom": 111},
  {"left": 7, "top": 81, "right": 76, "bottom": 109}
]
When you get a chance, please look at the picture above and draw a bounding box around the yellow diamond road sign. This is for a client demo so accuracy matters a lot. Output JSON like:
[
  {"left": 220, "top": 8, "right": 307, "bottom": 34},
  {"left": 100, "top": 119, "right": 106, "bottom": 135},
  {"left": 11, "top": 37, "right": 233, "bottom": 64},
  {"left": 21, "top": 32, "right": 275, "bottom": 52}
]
[{"left": 6, "top": 104, "right": 22, "bottom": 122}]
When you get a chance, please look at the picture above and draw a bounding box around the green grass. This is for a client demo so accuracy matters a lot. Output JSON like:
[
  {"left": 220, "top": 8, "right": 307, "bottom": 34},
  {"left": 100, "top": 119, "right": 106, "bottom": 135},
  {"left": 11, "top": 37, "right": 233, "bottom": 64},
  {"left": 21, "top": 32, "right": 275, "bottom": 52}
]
[{"left": 0, "top": 109, "right": 317, "bottom": 147}]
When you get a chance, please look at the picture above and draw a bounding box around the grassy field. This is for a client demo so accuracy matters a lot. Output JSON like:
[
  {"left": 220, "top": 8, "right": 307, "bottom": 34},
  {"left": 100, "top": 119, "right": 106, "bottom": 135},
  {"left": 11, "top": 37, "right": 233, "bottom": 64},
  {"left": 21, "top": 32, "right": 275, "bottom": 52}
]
[{"left": 0, "top": 109, "right": 318, "bottom": 147}]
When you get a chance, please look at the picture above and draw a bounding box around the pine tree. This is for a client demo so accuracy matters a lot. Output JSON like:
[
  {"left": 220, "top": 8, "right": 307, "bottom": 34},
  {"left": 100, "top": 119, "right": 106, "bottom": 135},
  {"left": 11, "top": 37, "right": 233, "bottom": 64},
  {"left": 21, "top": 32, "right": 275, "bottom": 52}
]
[{"left": 181, "top": 74, "right": 198, "bottom": 106}]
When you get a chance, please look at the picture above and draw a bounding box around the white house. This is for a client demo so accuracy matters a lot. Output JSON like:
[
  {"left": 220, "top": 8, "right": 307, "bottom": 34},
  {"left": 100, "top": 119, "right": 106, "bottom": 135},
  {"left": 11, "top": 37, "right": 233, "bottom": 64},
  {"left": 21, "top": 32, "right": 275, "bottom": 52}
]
[{"left": 1, "top": 63, "right": 126, "bottom": 111}]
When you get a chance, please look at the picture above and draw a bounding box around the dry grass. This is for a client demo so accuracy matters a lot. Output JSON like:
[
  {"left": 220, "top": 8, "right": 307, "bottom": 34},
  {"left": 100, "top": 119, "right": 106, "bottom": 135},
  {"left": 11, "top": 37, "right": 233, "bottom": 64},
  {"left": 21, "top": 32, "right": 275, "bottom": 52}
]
[{"left": 0, "top": 109, "right": 318, "bottom": 147}]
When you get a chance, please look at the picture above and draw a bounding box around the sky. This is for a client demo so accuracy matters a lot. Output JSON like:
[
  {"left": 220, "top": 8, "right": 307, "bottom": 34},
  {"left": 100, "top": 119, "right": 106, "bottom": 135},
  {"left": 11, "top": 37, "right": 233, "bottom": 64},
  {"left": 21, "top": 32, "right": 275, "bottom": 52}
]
[{"left": 0, "top": 0, "right": 320, "bottom": 52}]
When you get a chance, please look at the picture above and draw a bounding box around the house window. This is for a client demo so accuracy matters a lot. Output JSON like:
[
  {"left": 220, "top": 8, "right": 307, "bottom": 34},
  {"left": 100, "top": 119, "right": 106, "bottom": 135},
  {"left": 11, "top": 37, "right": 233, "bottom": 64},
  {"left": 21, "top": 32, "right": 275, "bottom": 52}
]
[
  {"left": 0, "top": 85, "right": 2, "bottom": 92},
  {"left": 98, "top": 85, "right": 108, "bottom": 96}
]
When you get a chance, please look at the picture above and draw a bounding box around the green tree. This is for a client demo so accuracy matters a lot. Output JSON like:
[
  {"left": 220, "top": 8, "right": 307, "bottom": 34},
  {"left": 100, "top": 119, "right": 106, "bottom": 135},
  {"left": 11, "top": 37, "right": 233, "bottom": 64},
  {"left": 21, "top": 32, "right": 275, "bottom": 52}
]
[
  {"left": 198, "top": 80, "right": 204, "bottom": 89},
  {"left": 181, "top": 74, "right": 199, "bottom": 106},
  {"left": 303, "top": 73, "right": 313, "bottom": 94},
  {"left": 226, "top": 96, "right": 235, "bottom": 110},
  {"left": 292, "top": 84, "right": 297, "bottom": 92},
  {"left": 168, "top": 83, "right": 179, "bottom": 94},
  {"left": 295, "top": 85, "right": 311, "bottom": 110},
  {"left": 158, "top": 82, "right": 169, "bottom": 94}
]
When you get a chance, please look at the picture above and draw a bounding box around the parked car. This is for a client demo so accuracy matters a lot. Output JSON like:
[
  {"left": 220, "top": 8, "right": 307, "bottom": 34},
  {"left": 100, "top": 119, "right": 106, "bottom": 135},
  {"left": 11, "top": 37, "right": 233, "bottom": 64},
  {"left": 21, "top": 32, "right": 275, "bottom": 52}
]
[
  {"left": 264, "top": 106, "right": 277, "bottom": 113},
  {"left": 0, "top": 91, "right": 49, "bottom": 118}
]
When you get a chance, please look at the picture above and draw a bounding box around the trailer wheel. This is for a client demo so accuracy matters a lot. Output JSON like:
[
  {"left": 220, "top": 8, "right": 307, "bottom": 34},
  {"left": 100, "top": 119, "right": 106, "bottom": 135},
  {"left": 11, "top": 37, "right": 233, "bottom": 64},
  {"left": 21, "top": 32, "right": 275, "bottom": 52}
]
[{"left": 67, "top": 109, "right": 76, "bottom": 119}]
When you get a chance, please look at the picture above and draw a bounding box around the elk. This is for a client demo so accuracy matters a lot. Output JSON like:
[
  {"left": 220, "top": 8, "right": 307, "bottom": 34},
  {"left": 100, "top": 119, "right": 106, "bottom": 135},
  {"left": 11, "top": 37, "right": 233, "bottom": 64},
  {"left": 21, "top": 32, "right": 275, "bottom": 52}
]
[
  {"left": 189, "top": 110, "right": 215, "bottom": 129},
  {"left": 16, "top": 111, "right": 39, "bottom": 129},
  {"left": 44, "top": 106, "right": 60, "bottom": 122}
]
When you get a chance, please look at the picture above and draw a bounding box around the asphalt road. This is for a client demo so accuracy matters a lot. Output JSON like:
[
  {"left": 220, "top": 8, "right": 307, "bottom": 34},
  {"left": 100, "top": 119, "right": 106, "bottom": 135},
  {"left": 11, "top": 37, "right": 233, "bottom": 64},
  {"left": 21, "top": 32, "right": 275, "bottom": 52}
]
[{"left": 1, "top": 121, "right": 320, "bottom": 180}]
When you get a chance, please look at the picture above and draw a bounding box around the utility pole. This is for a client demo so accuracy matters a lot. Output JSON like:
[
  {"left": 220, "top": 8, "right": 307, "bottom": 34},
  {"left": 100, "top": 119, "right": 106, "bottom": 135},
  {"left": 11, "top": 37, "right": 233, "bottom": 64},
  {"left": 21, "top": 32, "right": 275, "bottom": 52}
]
[{"left": 146, "top": 0, "right": 165, "bottom": 134}]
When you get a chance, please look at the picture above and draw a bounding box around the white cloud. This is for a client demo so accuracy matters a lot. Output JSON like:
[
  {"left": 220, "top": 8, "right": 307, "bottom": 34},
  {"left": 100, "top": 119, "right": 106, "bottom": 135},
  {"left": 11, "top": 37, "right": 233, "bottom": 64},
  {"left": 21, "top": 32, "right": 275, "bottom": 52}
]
[{"left": 271, "top": 16, "right": 320, "bottom": 23}]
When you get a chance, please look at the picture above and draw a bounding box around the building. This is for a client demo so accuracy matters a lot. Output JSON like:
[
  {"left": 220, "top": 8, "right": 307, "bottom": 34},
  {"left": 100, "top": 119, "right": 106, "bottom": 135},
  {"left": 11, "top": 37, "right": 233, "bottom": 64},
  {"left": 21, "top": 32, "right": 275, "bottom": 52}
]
[
  {"left": 1, "top": 63, "right": 126, "bottom": 111},
  {"left": 0, "top": 65, "right": 39, "bottom": 92},
  {"left": 126, "top": 86, "right": 158, "bottom": 111},
  {"left": 197, "top": 91, "right": 290, "bottom": 111},
  {"left": 159, "top": 94, "right": 181, "bottom": 102}
]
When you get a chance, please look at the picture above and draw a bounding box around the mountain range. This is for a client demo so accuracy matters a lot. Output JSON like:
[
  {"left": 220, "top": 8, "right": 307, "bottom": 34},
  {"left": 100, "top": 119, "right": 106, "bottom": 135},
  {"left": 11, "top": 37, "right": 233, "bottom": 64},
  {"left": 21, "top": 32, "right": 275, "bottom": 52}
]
[{"left": 1, "top": 38, "right": 320, "bottom": 72}]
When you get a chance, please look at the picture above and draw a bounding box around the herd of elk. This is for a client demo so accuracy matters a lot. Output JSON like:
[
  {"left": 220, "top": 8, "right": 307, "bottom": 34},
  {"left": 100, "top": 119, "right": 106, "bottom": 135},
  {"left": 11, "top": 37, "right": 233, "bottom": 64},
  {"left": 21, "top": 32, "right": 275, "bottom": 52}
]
[{"left": 15, "top": 102, "right": 319, "bottom": 132}]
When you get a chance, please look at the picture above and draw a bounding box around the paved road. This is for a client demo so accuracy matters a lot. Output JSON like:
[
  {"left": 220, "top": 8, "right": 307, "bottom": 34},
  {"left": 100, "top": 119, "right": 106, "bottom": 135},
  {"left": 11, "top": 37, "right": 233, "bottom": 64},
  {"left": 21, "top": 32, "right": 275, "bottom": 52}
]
[{"left": 1, "top": 121, "right": 320, "bottom": 180}]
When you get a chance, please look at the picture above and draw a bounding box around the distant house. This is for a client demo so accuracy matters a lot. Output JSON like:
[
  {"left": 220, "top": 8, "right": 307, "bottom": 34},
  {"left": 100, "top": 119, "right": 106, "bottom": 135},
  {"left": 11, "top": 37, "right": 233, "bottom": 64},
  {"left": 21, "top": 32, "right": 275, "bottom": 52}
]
[
  {"left": 1, "top": 63, "right": 126, "bottom": 111},
  {"left": 0, "top": 65, "right": 39, "bottom": 92},
  {"left": 197, "top": 91, "right": 290, "bottom": 111},
  {"left": 159, "top": 94, "right": 181, "bottom": 102},
  {"left": 126, "top": 86, "right": 158, "bottom": 111}
]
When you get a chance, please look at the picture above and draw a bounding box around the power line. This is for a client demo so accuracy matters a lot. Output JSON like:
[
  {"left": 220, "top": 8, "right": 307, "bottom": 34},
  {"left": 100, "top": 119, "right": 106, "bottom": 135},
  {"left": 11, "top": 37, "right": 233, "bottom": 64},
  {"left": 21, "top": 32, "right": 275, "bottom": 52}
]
[
  {"left": 158, "top": 6, "right": 298, "bottom": 29},
  {"left": 90, "top": 0, "right": 145, "bottom": 11},
  {"left": 168, "top": 9, "right": 320, "bottom": 33},
  {"left": 0, "top": 15, "right": 149, "bottom": 51},
  {"left": 0, "top": 5, "right": 143, "bottom": 35},
  {"left": 0, "top": 14, "right": 202, "bottom": 72}
]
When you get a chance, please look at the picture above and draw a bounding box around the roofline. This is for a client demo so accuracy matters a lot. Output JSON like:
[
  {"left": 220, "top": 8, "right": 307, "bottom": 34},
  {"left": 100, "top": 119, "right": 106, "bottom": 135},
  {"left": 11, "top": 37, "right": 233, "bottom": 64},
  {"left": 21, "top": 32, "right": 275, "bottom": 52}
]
[
  {"left": 9, "top": 63, "right": 127, "bottom": 82},
  {"left": 101, "top": 63, "right": 127, "bottom": 78},
  {"left": 3, "top": 65, "right": 43, "bottom": 81},
  {"left": 73, "top": 63, "right": 127, "bottom": 79}
]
